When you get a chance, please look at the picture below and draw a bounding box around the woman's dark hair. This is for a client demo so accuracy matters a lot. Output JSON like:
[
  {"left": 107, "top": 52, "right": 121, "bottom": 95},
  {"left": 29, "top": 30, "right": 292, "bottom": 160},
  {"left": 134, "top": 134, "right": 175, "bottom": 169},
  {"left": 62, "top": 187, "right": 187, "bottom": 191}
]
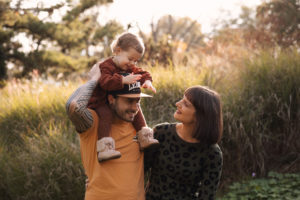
[{"left": 184, "top": 85, "right": 223, "bottom": 145}]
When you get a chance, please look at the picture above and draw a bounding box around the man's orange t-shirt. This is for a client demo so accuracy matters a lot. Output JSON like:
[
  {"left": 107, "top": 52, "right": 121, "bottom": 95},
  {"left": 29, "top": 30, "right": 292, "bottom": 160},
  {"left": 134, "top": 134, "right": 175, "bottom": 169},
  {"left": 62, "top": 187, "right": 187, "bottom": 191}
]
[{"left": 79, "top": 110, "right": 145, "bottom": 200}]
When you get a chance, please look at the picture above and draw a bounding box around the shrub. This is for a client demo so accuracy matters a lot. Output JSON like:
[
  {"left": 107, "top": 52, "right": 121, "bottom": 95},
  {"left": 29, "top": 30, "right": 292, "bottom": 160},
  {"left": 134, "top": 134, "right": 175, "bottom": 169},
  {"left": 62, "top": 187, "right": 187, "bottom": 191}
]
[
  {"left": 0, "top": 79, "right": 84, "bottom": 199},
  {"left": 0, "top": 80, "right": 78, "bottom": 147},
  {"left": 220, "top": 48, "right": 300, "bottom": 183},
  {"left": 0, "top": 133, "right": 85, "bottom": 200},
  {"left": 219, "top": 172, "right": 300, "bottom": 200}
]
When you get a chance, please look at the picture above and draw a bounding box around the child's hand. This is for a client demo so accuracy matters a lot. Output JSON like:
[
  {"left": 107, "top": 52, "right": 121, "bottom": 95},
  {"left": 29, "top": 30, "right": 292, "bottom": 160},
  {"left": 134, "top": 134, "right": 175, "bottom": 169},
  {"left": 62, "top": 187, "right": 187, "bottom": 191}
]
[
  {"left": 142, "top": 80, "right": 156, "bottom": 93},
  {"left": 122, "top": 73, "right": 142, "bottom": 84}
]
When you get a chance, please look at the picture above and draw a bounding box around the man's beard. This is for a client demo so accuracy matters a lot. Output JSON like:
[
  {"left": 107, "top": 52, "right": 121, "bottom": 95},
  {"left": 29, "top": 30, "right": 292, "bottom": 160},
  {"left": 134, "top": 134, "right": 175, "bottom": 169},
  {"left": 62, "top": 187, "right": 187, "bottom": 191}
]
[{"left": 111, "top": 102, "right": 137, "bottom": 122}]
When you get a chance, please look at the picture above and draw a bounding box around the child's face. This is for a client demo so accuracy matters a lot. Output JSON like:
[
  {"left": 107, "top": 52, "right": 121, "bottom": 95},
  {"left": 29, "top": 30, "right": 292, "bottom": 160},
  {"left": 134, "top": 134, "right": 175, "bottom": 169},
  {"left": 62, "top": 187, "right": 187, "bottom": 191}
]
[{"left": 114, "top": 47, "right": 142, "bottom": 71}]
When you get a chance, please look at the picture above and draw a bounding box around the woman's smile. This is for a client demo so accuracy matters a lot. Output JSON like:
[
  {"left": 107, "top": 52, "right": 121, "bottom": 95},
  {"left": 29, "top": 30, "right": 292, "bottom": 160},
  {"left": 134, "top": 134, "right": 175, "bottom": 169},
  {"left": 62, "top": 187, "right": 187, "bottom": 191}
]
[{"left": 175, "top": 109, "right": 182, "bottom": 115}]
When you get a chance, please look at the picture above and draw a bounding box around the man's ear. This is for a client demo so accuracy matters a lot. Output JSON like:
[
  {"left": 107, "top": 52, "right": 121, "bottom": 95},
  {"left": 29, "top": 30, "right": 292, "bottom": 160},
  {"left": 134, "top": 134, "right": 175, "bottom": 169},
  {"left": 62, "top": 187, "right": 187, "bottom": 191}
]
[{"left": 107, "top": 94, "right": 115, "bottom": 105}]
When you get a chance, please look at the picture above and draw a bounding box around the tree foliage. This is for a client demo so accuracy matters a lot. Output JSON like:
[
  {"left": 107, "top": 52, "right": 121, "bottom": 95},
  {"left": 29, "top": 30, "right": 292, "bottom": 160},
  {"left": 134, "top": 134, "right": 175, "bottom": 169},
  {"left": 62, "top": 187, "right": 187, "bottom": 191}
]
[
  {"left": 0, "top": 0, "right": 124, "bottom": 80},
  {"left": 140, "top": 15, "right": 204, "bottom": 66},
  {"left": 210, "top": 0, "right": 299, "bottom": 49},
  {"left": 150, "top": 15, "right": 204, "bottom": 51},
  {"left": 256, "top": 0, "right": 300, "bottom": 47}
]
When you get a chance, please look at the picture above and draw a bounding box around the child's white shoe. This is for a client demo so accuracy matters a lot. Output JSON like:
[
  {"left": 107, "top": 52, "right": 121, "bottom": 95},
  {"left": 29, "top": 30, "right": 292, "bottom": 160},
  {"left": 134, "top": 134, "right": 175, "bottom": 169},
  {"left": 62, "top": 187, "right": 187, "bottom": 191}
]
[
  {"left": 97, "top": 137, "right": 121, "bottom": 162},
  {"left": 137, "top": 127, "right": 159, "bottom": 150}
]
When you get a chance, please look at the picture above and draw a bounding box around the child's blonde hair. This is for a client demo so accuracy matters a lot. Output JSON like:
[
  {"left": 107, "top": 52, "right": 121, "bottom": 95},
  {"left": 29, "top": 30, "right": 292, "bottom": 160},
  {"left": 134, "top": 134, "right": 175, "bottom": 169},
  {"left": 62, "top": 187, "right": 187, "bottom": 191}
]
[{"left": 110, "top": 32, "right": 145, "bottom": 55}]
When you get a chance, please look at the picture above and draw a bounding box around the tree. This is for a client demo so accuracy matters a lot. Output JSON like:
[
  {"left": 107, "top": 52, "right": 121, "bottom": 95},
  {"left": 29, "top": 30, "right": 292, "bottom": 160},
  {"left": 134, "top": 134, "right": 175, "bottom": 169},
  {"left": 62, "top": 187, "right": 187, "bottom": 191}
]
[
  {"left": 139, "top": 15, "right": 204, "bottom": 66},
  {"left": 256, "top": 0, "right": 300, "bottom": 47},
  {"left": 210, "top": 0, "right": 300, "bottom": 48},
  {"left": 0, "top": 0, "right": 124, "bottom": 81},
  {"left": 150, "top": 15, "right": 204, "bottom": 51}
]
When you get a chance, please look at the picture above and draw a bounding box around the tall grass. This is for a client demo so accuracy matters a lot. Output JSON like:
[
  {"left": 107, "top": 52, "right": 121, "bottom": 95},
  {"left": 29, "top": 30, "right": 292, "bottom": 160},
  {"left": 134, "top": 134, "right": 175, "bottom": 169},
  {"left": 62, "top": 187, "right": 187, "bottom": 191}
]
[
  {"left": 0, "top": 48, "right": 299, "bottom": 199},
  {"left": 0, "top": 79, "right": 79, "bottom": 147},
  {"left": 0, "top": 66, "right": 209, "bottom": 199},
  {"left": 0, "top": 133, "right": 85, "bottom": 200},
  {"left": 0, "top": 79, "right": 85, "bottom": 199},
  {"left": 220, "top": 48, "right": 300, "bottom": 186},
  {"left": 141, "top": 65, "right": 206, "bottom": 126}
]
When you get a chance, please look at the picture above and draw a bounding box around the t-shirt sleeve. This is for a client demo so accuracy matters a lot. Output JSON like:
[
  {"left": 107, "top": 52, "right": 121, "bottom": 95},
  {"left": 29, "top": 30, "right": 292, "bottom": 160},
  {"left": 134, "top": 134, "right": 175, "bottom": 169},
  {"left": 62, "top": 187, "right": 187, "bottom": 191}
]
[{"left": 197, "top": 145, "right": 223, "bottom": 200}]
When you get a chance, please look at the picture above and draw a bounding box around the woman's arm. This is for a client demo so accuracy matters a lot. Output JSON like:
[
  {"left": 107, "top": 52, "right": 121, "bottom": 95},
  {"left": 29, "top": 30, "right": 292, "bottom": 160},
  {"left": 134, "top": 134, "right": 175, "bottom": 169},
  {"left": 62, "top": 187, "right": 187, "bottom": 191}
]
[
  {"left": 144, "top": 123, "right": 169, "bottom": 171},
  {"left": 66, "top": 64, "right": 101, "bottom": 133},
  {"left": 197, "top": 145, "right": 223, "bottom": 200}
]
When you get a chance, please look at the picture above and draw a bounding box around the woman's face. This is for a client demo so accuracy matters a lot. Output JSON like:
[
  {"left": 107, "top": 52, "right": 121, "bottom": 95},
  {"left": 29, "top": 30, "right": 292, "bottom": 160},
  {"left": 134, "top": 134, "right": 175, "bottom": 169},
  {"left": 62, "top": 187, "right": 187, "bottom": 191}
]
[{"left": 174, "top": 95, "right": 196, "bottom": 124}]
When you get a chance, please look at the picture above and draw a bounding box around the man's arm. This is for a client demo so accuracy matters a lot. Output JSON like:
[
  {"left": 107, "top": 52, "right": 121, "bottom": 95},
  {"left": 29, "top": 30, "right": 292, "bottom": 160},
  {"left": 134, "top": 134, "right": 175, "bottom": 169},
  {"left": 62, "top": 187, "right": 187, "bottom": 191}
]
[{"left": 66, "top": 64, "right": 101, "bottom": 133}]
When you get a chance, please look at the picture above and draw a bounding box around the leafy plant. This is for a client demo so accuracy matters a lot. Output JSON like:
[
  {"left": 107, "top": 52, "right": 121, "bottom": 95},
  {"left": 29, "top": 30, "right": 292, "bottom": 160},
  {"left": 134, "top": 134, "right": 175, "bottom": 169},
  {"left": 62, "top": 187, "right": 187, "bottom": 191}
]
[{"left": 220, "top": 172, "right": 300, "bottom": 200}]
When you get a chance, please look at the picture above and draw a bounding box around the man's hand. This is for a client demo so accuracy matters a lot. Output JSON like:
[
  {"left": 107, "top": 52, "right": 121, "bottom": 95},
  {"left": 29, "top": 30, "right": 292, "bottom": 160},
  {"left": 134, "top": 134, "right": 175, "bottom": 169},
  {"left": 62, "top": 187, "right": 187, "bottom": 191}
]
[
  {"left": 142, "top": 80, "right": 156, "bottom": 93},
  {"left": 122, "top": 73, "right": 142, "bottom": 84},
  {"left": 88, "top": 63, "right": 101, "bottom": 81}
]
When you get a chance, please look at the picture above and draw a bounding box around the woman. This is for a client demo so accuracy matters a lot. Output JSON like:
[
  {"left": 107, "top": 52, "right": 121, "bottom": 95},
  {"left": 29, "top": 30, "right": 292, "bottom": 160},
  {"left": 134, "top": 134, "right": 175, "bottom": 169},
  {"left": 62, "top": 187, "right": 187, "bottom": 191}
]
[{"left": 144, "top": 85, "right": 223, "bottom": 200}]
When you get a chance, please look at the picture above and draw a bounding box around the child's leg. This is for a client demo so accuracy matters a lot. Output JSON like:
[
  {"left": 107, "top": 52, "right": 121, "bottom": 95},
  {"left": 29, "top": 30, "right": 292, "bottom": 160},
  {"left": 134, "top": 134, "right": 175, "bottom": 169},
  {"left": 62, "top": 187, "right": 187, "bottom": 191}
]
[
  {"left": 95, "top": 104, "right": 113, "bottom": 139},
  {"left": 133, "top": 105, "right": 159, "bottom": 150},
  {"left": 132, "top": 105, "right": 147, "bottom": 132},
  {"left": 95, "top": 104, "right": 121, "bottom": 162}
]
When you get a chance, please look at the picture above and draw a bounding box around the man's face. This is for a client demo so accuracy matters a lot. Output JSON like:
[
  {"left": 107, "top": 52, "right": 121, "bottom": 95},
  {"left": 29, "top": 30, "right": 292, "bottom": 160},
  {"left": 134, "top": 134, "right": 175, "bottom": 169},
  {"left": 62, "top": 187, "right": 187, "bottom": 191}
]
[{"left": 109, "top": 95, "right": 141, "bottom": 122}]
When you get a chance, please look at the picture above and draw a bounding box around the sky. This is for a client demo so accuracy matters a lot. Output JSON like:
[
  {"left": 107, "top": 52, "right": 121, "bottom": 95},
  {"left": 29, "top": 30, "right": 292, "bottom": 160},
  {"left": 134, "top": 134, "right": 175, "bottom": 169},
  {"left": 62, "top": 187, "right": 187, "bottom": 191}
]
[
  {"left": 97, "top": 0, "right": 263, "bottom": 34},
  {"left": 16, "top": 0, "right": 263, "bottom": 34},
  {"left": 11, "top": 0, "right": 263, "bottom": 54}
]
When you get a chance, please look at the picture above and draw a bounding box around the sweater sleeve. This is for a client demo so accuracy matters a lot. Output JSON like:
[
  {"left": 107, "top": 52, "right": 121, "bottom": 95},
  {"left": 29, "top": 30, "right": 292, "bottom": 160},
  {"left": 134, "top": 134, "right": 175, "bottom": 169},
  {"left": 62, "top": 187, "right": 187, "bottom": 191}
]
[
  {"left": 130, "top": 66, "right": 152, "bottom": 85},
  {"left": 144, "top": 123, "right": 169, "bottom": 172},
  {"left": 197, "top": 145, "right": 223, "bottom": 200},
  {"left": 99, "top": 65, "right": 124, "bottom": 91},
  {"left": 144, "top": 125, "right": 159, "bottom": 172}
]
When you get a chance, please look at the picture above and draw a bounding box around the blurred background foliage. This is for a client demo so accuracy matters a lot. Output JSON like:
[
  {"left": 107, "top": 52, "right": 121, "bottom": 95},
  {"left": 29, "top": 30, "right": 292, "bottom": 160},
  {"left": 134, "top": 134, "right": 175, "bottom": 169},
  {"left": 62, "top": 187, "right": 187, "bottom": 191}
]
[
  {"left": 0, "top": 0, "right": 299, "bottom": 82},
  {"left": 1, "top": 48, "right": 299, "bottom": 200},
  {"left": 0, "top": 0, "right": 300, "bottom": 199}
]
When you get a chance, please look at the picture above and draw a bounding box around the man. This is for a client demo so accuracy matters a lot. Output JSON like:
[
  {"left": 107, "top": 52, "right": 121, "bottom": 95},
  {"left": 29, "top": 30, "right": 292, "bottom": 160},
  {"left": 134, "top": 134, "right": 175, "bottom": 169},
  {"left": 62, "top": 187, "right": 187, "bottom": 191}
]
[{"left": 66, "top": 65, "right": 155, "bottom": 200}]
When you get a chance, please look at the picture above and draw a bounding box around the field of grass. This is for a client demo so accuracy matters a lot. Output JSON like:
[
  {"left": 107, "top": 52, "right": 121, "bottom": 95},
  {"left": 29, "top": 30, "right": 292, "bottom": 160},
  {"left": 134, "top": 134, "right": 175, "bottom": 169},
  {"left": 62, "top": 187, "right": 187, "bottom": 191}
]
[{"left": 0, "top": 48, "right": 299, "bottom": 199}]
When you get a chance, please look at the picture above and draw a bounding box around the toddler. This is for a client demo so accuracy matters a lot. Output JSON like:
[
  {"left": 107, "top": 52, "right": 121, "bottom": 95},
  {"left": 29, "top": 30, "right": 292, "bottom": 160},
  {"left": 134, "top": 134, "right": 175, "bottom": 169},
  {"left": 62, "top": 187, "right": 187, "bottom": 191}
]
[{"left": 88, "top": 32, "right": 158, "bottom": 162}]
